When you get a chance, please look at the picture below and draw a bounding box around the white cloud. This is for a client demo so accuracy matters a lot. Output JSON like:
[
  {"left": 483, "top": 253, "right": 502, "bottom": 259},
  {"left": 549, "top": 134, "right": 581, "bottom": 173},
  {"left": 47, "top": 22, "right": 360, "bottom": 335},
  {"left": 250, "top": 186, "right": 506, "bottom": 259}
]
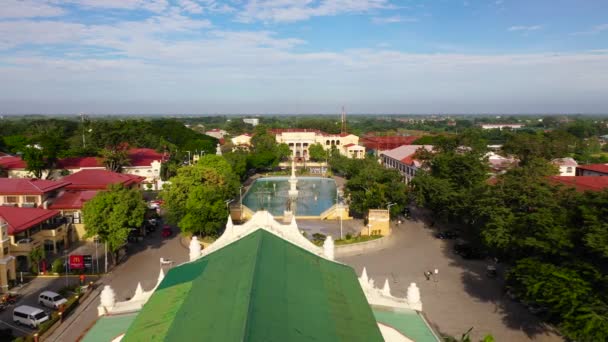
[
  {"left": 236, "top": 0, "right": 393, "bottom": 23},
  {"left": 508, "top": 25, "right": 542, "bottom": 32},
  {"left": 0, "top": 0, "right": 65, "bottom": 18},
  {"left": 571, "top": 23, "right": 608, "bottom": 36},
  {"left": 55, "top": 0, "right": 169, "bottom": 13},
  {"left": 371, "top": 15, "right": 417, "bottom": 24}
]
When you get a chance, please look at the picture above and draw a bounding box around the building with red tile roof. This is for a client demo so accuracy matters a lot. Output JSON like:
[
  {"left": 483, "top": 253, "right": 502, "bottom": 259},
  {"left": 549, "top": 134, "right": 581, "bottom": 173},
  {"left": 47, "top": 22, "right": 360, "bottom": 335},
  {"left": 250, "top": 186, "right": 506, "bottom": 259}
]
[
  {"left": 0, "top": 156, "right": 27, "bottom": 169},
  {"left": 576, "top": 164, "right": 608, "bottom": 177},
  {"left": 61, "top": 169, "right": 145, "bottom": 190},
  {"left": 0, "top": 148, "right": 165, "bottom": 189},
  {"left": 48, "top": 190, "right": 99, "bottom": 210},
  {"left": 360, "top": 135, "right": 420, "bottom": 153},
  {"left": 550, "top": 176, "right": 608, "bottom": 192},
  {"left": 0, "top": 206, "right": 60, "bottom": 235},
  {"left": 0, "top": 178, "right": 70, "bottom": 208}
]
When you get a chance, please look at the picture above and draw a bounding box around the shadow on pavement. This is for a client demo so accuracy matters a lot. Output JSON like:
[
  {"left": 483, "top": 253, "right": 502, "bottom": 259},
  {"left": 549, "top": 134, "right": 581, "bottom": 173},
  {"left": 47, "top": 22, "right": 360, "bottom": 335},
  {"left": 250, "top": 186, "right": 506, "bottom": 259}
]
[{"left": 413, "top": 206, "right": 562, "bottom": 340}]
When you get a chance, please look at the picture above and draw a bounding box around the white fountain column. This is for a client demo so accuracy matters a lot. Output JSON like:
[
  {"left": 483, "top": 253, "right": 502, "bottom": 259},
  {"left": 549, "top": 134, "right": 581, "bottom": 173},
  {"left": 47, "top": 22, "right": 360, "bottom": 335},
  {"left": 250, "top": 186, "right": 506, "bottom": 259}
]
[{"left": 284, "top": 149, "right": 299, "bottom": 223}]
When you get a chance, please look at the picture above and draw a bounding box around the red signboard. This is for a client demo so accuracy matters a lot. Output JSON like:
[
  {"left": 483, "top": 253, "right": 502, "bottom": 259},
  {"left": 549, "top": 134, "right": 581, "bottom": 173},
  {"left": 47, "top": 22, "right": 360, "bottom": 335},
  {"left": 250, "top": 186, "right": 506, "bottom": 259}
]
[{"left": 69, "top": 255, "right": 84, "bottom": 269}]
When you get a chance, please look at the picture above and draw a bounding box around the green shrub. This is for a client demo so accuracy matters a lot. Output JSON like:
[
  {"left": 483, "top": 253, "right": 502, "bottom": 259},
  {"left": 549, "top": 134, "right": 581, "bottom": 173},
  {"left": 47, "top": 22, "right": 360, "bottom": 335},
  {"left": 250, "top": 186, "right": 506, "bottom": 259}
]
[
  {"left": 51, "top": 259, "right": 64, "bottom": 274},
  {"left": 345, "top": 233, "right": 352, "bottom": 240}
]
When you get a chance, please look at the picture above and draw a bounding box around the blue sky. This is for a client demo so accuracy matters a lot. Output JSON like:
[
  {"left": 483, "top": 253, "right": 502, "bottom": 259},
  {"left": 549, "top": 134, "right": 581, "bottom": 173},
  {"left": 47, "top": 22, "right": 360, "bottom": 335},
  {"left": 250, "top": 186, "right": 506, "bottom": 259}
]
[{"left": 0, "top": 0, "right": 607, "bottom": 114}]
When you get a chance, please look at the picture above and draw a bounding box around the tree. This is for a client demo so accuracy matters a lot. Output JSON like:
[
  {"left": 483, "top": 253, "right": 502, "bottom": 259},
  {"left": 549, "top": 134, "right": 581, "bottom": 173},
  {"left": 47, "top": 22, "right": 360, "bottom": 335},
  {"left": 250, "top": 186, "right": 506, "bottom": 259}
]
[
  {"left": 308, "top": 143, "right": 327, "bottom": 162},
  {"left": 100, "top": 143, "right": 130, "bottom": 172},
  {"left": 161, "top": 155, "right": 239, "bottom": 236},
  {"left": 224, "top": 151, "right": 248, "bottom": 181},
  {"left": 82, "top": 185, "right": 146, "bottom": 260},
  {"left": 29, "top": 247, "right": 45, "bottom": 274},
  {"left": 22, "top": 147, "right": 46, "bottom": 179}
]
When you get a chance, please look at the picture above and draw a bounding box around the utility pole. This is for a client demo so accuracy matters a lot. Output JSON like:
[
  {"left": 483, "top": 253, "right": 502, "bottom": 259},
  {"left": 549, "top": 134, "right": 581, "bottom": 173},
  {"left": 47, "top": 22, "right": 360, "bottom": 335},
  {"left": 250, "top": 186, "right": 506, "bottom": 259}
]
[{"left": 80, "top": 113, "right": 86, "bottom": 148}]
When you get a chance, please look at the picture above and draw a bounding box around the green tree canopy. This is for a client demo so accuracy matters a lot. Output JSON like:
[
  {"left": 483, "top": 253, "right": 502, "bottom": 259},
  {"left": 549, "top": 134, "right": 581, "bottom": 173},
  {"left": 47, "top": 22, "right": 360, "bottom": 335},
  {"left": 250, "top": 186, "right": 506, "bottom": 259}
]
[
  {"left": 82, "top": 184, "right": 146, "bottom": 255},
  {"left": 308, "top": 143, "right": 328, "bottom": 162},
  {"left": 161, "top": 155, "right": 239, "bottom": 236}
]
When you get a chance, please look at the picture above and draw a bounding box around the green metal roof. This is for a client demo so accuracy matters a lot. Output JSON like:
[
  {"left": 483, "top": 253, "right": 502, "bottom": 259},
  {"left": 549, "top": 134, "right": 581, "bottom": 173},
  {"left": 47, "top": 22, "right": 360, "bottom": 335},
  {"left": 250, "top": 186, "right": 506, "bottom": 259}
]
[
  {"left": 373, "top": 308, "right": 440, "bottom": 342},
  {"left": 81, "top": 313, "right": 137, "bottom": 342},
  {"left": 122, "top": 230, "right": 384, "bottom": 342}
]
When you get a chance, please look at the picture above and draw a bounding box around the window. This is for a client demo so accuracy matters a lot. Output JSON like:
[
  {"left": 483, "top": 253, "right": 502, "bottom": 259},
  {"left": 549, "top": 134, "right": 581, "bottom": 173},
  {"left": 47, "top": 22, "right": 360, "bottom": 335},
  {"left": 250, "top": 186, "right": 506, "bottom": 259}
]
[
  {"left": 4, "top": 196, "right": 17, "bottom": 204},
  {"left": 24, "top": 196, "right": 37, "bottom": 203},
  {"left": 566, "top": 167, "right": 572, "bottom": 173},
  {"left": 2, "top": 247, "right": 7, "bottom": 256}
]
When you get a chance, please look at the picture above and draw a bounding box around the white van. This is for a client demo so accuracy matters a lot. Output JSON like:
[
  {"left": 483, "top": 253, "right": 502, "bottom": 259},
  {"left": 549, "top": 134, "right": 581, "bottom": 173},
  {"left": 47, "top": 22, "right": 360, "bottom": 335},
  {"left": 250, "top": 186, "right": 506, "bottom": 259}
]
[
  {"left": 39, "top": 291, "right": 67, "bottom": 309},
  {"left": 13, "top": 305, "right": 49, "bottom": 328}
]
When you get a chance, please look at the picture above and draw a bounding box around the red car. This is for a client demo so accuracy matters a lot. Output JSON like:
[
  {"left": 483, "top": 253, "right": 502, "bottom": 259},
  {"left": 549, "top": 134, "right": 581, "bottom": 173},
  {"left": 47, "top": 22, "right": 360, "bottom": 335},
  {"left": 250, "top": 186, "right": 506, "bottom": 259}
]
[{"left": 161, "top": 225, "right": 172, "bottom": 238}]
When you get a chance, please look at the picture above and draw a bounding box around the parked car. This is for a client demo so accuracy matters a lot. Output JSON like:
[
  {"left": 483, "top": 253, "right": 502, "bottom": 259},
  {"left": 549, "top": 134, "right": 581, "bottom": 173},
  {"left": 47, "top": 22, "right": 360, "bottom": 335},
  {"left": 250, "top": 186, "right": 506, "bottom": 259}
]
[
  {"left": 453, "top": 243, "right": 485, "bottom": 259},
  {"left": 128, "top": 228, "right": 141, "bottom": 243},
  {"left": 38, "top": 291, "right": 67, "bottom": 309},
  {"left": 13, "top": 305, "right": 49, "bottom": 328},
  {"left": 434, "top": 231, "right": 459, "bottom": 239},
  {"left": 161, "top": 225, "right": 172, "bottom": 238}
]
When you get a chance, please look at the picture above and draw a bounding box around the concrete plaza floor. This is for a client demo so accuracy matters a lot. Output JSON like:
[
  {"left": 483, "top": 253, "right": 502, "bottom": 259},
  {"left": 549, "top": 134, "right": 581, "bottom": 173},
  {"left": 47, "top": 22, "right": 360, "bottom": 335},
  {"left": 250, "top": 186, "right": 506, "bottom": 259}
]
[{"left": 339, "top": 210, "right": 564, "bottom": 342}]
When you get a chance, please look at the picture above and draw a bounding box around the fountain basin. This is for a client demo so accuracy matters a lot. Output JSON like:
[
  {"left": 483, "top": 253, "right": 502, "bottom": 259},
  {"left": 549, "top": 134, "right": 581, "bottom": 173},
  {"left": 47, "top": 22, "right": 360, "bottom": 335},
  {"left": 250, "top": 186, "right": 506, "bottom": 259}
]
[{"left": 242, "top": 177, "right": 337, "bottom": 217}]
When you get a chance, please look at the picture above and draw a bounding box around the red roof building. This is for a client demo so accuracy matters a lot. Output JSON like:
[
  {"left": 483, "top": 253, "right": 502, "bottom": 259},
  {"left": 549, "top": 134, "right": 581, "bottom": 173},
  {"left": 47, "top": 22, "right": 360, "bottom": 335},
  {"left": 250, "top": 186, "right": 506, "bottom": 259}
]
[
  {"left": 550, "top": 176, "right": 608, "bottom": 192},
  {"left": 48, "top": 190, "right": 99, "bottom": 210},
  {"left": 61, "top": 169, "right": 145, "bottom": 190},
  {"left": 576, "top": 164, "right": 608, "bottom": 177},
  {"left": 360, "top": 135, "right": 420, "bottom": 152},
  {"left": 0, "top": 156, "right": 27, "bottom": 169},
  {"left": 0, "top": 148, "right": 165, "bottom": 171},
  {"left": 0, "top": 178, "right": 70, "bottom": 195},
  {"left": 0, "top": 206, "right": 60, "bottom": 235}
]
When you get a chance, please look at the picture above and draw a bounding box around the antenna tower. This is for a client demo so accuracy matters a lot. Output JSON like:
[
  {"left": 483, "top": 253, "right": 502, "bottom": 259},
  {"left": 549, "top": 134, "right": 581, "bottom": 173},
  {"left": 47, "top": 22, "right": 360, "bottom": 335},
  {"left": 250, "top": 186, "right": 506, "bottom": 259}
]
[{"left": 341, "top": 106, "right": 346, "bottom": 134}]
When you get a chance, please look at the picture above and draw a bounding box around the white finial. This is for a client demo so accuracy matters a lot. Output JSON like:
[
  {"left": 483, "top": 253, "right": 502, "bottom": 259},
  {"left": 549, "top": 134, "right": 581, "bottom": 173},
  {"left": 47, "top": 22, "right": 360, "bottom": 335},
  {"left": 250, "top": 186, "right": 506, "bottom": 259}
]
[
  {"left": 216, "top": 143, "right": 222, "bottom": 156},
  {"left": 189, "top": 236, "right": 202, "bottom": 261},
  {"left": 290, "top": 215, "right": 298, "bottom": 229},
  {"left": 382, "top": 279, "right": 391, "bottom": 296},
  {"left": 132, "top": 282, "right": 144, "bottom": 301},
  {"left": 360, "top": 267, "right": 368, "bottom": 284},
  {"left": 323, "top": 235, "right": 335, "bottom": 260},
  {"left": 156, "top": 267, "right": 165, "bottom": 287},
  {"left": 407, "top": 282, "right": 422, "bottom": 311},
  {"left": 100, "top": 285, "right": 116, "bottom": 309}
]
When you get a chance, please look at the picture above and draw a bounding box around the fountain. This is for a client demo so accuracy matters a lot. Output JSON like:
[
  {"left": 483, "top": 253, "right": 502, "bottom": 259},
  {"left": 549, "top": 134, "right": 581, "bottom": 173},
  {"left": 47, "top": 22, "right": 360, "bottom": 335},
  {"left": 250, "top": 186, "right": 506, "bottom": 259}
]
[
  {"left": 242, "top": 152, "right": 338, "bottom": 218},
  {"left": 284, "top": 151, "right": 299, "bottom": 222}
]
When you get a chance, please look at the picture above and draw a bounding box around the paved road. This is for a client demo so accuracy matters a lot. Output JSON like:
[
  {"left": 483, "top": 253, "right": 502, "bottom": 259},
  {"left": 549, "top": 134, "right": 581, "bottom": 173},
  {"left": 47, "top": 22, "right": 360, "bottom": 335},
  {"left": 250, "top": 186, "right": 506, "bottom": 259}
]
[
  {"left": 339, "top": 212, "right": 564, "bottom": 342},
  {"left": 47, "top": 226, "right": 187, "bottom": 342}
]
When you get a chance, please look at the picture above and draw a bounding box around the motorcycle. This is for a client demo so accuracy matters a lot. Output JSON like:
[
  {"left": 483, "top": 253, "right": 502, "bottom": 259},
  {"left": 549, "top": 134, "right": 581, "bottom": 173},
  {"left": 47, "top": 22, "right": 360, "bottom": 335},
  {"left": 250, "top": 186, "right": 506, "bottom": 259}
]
[{"left": 486, "top": 265, "right": 497, "bottom": 278}]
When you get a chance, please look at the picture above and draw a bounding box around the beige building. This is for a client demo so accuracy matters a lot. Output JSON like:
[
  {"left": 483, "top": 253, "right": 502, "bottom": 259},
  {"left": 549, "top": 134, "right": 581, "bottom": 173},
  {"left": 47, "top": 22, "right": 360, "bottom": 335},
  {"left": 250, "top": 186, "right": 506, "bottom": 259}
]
[
  {"left": 272, "top": 129, "right": 365, "bottom": 160},
  {"left": 0, "top": 206, "right": 68, "bottom": 286},
  {"left": 363, "top": 209, "right": 391, "bottom": 236},
  {"left": 231, "top": 133, "right": 252, "bottom": 149}
]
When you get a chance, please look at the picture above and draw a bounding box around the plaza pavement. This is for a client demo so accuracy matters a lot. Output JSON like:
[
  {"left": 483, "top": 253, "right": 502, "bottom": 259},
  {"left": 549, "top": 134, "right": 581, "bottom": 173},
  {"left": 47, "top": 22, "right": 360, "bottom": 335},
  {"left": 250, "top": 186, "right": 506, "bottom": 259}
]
[{"left": 338, "top": 209, "right": 564, "bottom": 342}]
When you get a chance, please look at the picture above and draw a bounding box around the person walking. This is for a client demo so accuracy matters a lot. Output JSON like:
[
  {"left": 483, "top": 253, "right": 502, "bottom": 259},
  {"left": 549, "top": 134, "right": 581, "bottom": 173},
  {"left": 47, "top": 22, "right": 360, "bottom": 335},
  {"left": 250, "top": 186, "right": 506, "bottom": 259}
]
[{"left": 79, "top": 274, "right": 85, "bottom": 286}]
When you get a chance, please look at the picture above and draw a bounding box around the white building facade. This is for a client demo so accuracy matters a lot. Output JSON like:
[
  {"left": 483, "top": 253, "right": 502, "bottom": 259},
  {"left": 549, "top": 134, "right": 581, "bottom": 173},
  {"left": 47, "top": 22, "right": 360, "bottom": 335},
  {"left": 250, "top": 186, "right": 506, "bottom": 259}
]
[
  {"left": 380, "top": 145, "right": 433, "bottom": 183},
  {"left": 273, "top": 129, "right": 365, "bottom": 159}
]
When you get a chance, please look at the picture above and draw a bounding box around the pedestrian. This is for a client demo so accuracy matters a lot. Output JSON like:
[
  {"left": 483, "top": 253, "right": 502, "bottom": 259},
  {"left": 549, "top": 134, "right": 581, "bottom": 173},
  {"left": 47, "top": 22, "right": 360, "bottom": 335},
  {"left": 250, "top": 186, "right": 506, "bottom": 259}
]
[
  {"left": 79, "top": 273, "right": 85, "bottom": 286},
  {"left": 424, "top": 271, "right": 431, "bottom": 280}
]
